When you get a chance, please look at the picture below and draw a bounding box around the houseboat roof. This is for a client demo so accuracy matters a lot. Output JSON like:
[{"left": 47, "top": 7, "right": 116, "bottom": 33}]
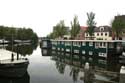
[{"left": 51, "top": 39, "right": 125, "bottom": 43}]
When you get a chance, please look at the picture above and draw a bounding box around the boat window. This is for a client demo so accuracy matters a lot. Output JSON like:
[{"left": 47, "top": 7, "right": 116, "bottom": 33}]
[
  {"left": 82, "top": 42, "right": 86, "bottom": 46},
  {"left": 89, "top": 42, "right": 93, "bottom": 46},
  {"left": 82, "top": 50, "right": 86, "bottom": 54},
  {"left": 103, "top": 42, "right": 105, "bottom": 47},
  {"left": 89, "top": 51, "right": 93, "bottom": 55},
  {"left": 109, "top": 43, "right": 114, "bottom": 48},
  {"left": 61, "top": 41, "right": 64, "bottom": 44},
  {"left": 95, "top": 42, "right": 98, "bottom": 48}
]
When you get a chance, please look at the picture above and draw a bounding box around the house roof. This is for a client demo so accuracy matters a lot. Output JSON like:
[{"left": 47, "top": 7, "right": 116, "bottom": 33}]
[
  {"left": 80, "top": 26, "right": 88, "bottom": 31},
  {"left": 94, "top": 26, "right": 112, "bottom": 32}
]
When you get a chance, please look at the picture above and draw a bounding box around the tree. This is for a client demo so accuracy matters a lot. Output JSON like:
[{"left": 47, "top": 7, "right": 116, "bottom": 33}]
[
  {"left": 112, "top": 15, "right": 125, "bottom": 39},
  {"left": 70, "top": 15, "right": 80, "bottom": 39},
  {"left": 0, "top": 26, "right": 4, "bottom": 39},
  {"left": 0, "top": 26, "right": 38, "bottom": 43},
  {"left": 86, "top": 12, "right": 96, "bottom": 40},
  {"left": 52, "top": 20, "right": 69, "bottom": 39}
]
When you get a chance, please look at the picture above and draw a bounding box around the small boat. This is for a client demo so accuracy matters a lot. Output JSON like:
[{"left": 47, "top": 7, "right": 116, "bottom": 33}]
[{"left": 0, "top": 49, "right": 29, "bottom": 77}]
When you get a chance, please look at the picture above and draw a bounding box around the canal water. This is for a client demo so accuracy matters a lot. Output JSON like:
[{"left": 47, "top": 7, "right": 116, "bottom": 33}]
[{"left": 0, "top": 44, "right": 124, "bottom": 83}]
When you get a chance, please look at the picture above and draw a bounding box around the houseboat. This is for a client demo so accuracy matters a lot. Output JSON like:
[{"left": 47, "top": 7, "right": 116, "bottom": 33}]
[{"left": 50, "top": 40, "right": 123, "bottom": 58}]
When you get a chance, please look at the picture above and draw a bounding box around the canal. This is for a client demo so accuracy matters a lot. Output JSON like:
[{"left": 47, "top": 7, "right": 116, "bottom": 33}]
[{"left": 0, "top": 44, "right": 124, "bottom": 83}]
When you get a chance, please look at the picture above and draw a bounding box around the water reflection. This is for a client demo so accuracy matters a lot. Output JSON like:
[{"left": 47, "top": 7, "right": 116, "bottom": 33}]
[
  {"left": 4, "top": 43, "right": 38, "bottom": 56},
  {"left": 51, "top": 51, "right": 121, "bottom": 83},
  {"left": 0, "top": 71, "right": 30, "bottom": 83},
  {"left": 55, "top": 60, "right": 66, "bottom": 74},
  {"left": 41, "top": 48, "right": 52, "bottom": 56},
  {"left": 70, "top": 66, "right": 80, "bottom": 82}
]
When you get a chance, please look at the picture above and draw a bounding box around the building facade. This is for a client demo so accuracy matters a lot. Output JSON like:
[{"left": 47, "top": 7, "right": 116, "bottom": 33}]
[
  {"left": 85, "top": 26, "right": 112, "bottom": 40},
  {"left": 75, "top": 26, "right": 88, "bottom": 40}
]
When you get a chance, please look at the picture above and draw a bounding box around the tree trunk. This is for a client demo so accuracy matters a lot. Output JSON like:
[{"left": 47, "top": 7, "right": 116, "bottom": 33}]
[{"left": 116, "top": 32, "right": 119, "bottom": 40}]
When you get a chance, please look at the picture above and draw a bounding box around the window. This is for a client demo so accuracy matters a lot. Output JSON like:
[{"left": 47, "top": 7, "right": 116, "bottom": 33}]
[
  {"left": 58, "top": 48, "right": 60, "bottom": 50},
  {"left": 86, "top": 33, "right": 89, "bottom": 36},
  {"left": 62, "top": 48, "right": 64, "bottom": 51},
  {"left": 100, "top": 27, "right": 104, "bottom": 31},
  {"left": 82, "top": 50, "right": 86, "bottom": 54},
  {"left": 66, "top": 49, "right": 70, "bottom": 52},
  {"left": 97, "top": 33, "right": 99, "bottom": 36},
  {"left": 95, "top": 42, "right": 99, "bottom": 48},
  {"left": 100, "top": 42, "right": 102, "bottom": 47},
  {"left": 61, "top": 41, "right": 64, "bottom": 44},
  {"left": 109, "top": 43, "right": 114, "bottom": 48},
  {"left": 101, "top": 33, "right": 103, "bottom": 36},
  {"left": 52, "top": 47, "right": 56, "bottom": 50},
  {"left": 82, "top": 42, "right": 86, "bottom": 46},
  {"left": 105, "top": 33, "right": 107, "bottom": 36},
  {"left": 89, "top": 51, "right": 93, "bottom": 55},
  {"left": 89, "top": 42, "right": 93, "bottom": 46},
  {"left": 74, "top": 50, "right": 79, "bottom": 53},
  {"left": 82, "top": 56, "right": 85, "bottom": 60},
  {"left": 103, "top": 42, "right": 106, "bottom": 47}
]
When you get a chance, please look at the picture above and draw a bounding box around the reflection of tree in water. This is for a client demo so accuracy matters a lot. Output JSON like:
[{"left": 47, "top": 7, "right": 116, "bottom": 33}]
[
  {"left": 55, "top": 60, "right": 66, "bottom": 74},
  {"left": 0, "top": 71, "right": 30, "bottom": 83},
  {"left": 6, "top": 44, "right": 38, "bottom": 56},
  {"left": 69, "top": 66, "right": 80, "bottom": 82},
  {"left": 80, "top": 66, "right": 95, "bottom": 83},
  {"left": 84, "top": 67, "right": 95, "bottom": 83}
]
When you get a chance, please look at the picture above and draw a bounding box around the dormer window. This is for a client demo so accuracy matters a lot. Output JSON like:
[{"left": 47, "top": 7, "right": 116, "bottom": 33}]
[{"left": 100, "top": 27, "right": 104, "bottom": 31}]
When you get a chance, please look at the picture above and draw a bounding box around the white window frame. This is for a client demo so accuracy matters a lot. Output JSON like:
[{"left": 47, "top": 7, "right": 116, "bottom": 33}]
[{"left": 89, "top": 42, "right": 93, "bottom": 46}]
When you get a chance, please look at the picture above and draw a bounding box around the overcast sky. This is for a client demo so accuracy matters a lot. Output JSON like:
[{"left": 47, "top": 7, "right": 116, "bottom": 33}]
[{"left": 0, "top": 0, "right": 125, "bottom": 37}]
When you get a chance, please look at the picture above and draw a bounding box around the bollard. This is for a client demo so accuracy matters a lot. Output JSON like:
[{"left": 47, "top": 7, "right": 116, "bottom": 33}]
[
  {"left": 119, "top": 66, "right": 125, "bottom": 83},
  {"left": 84, "top": 62, "right": 89, "bottom": 69}
]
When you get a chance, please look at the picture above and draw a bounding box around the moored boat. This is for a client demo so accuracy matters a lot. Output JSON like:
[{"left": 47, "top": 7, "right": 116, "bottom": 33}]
[{"left": 0, "top": 49, "right": 29, "bottom": 77}]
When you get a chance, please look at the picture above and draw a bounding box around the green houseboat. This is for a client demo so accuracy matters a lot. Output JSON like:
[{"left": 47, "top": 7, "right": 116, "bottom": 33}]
[{"left": 50, "top": 40, "right": 124, "bottom": 58}]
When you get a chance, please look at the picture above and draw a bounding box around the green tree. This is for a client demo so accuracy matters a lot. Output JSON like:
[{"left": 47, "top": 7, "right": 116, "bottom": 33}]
[
  {"left": 86, "top": 12, "right": 96, "bottom": 40},
  {"left": 112, "top": 15, "right": 125, "bottom": 39},
  {"left": 0, "top": 26, "right": 4, "bottom": 39},
  {"left": 70, "top": 15, "right": 80, "bottom": 39},
  {"left": 52, "top": 20, "right": 69, "bottom": 39},
  {"left": 0, "top": 25, "right": 38, "bottom": 43}
]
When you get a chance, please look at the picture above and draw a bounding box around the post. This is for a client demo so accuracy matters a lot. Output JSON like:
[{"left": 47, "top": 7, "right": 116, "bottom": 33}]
[
  {"left": 11, "top": 34, "right": 14, "bottom": 61},
  {"left": 120, "top": 66, "right": 125, "bottom": 83},
  {"left": 11, "top": 53, "right": 14, "bottom": 61},
  {"left": 17, "top": 45, "right": 19, "bottom": 60}
]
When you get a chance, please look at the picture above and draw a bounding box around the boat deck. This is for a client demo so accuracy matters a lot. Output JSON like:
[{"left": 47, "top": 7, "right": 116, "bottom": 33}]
[
  {"left": 0, "top": 59, "right": 28, "bottom": 64},
  {"left": 0, "top": 49, "right": 18, "bottom": 60},
  {"left": 0, "top": 49, "right": 28, "bottom": 64}
]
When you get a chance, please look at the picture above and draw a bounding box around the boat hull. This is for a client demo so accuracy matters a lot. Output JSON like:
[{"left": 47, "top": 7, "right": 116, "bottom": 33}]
[{"left": 0, "top": 59, "right": 29, "bottom": 77}]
